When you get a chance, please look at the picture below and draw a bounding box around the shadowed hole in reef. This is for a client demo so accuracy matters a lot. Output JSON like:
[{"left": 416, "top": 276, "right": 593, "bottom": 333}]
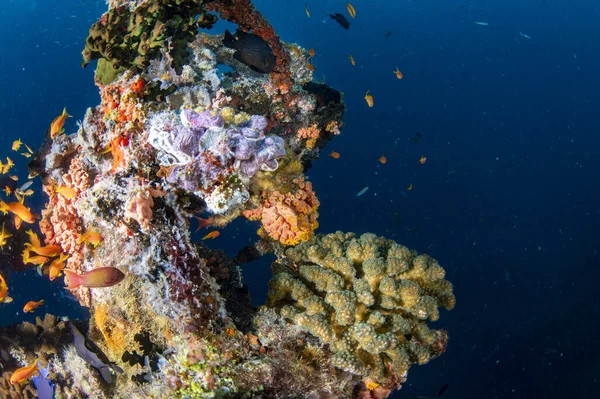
[{"left": 122, "top": 332, "right": 162, "bottom": 384}]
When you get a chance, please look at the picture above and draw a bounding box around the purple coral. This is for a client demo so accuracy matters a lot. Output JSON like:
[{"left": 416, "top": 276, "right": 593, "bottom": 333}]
[
  {"left": 181, "top": 109, "right": 224, "bottom": 131},
  {"left": 228, "top": 118, "right": 286, "bottom": 177}
]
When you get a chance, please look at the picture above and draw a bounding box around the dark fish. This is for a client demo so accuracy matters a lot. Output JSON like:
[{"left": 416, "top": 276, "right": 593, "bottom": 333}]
[
  {"left": 330, "top": 13, "right": 350, "bottom": 29},
  {"left": 385, "top": 31, "right": 393, "bottom": 39},
  {"left": 416, "top": 131, "right": 422, "bottom": 137},
  {"left": 222, "top": 29, "right": 276, "bottom": 73}
]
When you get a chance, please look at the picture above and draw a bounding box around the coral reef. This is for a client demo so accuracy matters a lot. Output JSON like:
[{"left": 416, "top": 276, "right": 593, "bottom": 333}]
[
  {"left": 82, "top": 0, "right": 217, "bottom": 84},
  {"left": 265, "top": 231, "right": 455, "bottom": 392},
  {"left": 0, "top": 1, "right": 453, "bottom": 398}
]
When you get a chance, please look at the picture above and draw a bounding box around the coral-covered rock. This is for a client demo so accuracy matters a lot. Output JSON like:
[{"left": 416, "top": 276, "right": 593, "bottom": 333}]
[{"left": 265, "top": 231, "right": 455, "bottom": 390}]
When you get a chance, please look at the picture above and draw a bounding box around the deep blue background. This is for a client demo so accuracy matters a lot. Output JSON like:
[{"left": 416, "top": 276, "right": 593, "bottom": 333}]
[{"left": 1, "top": 1, "right": 599, "bottom": 398}]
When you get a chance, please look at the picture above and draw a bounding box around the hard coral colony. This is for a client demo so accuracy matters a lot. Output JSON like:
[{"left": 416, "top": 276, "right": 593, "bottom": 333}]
[{"left": 0, "top": 1, "right": 454, "bottom": 398}]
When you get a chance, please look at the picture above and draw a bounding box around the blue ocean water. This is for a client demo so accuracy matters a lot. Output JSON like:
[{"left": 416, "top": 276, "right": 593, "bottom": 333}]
[{"left": 1, "top": 0, "right": 599, "bottom": 398}]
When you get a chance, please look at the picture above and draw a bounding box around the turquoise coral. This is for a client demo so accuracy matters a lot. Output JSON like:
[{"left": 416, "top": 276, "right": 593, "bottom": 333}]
[{"left": 266, "top": 231, "right": 456, "bottom": 383}]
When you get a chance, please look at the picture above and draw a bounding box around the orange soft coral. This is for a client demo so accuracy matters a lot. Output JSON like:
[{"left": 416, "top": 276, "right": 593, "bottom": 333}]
[
  {"left": 297, "top": 124, "right": 320, "bottom": 140},
  {"left": 39, "top": 157, "right": 90, "bottom": 305},
  {"left": 243, "top": 177, "right": 319, "bottom": 246}
]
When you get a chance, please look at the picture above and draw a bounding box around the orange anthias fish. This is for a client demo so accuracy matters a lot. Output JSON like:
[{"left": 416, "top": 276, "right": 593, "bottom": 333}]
[
  {"left": 50, "top": 107, "right": 72, "bottom": 139},
  {"left": 329, "top": 151, "right": 340, "bottom": 159},
  {"left": 393, "top": 67, "right": 403, "bottom": 79},
  {"left": 0, "top": 223, "right": 12, "bottom": 249},
  {"left": 348, "top": 53, "right": 356, "bottom": 66},
  {"left": 55, "top": 185, "right": 77, "bottom": 199},
  {"left": 48, "top": 254, "right": 69, "bottom": 281},
  {"left": 379, "top": 154, "right": 387, "bottom": 164},
  {"left": 419, "top": 155, "right": 427, "bottom": 164},
  {"left": 22, "top": 250, "right": 49, "bottom": 267},
  {"left": 291, "top": 46, "right": 301, "bottom": 58},
  {"left": 364, "top": 91, "right": 374, "bottom": 107},
  {"left": 0, "top": 273, "right": 12, "bottom": 303},
  {"left": 307, "top": 63, "right": 315, "bottom": 72},
  {"left": 64, "top": 267, "right": 125, "bottom": 289},
  {"left": 194, "top": 216, "right": 213, "bottom": 232},
  {"left": 202, "top": 231, "right": 220, "bottom": 240},
  {"left": 12, "top": 139, "right": 22, "bottom": 151},
  {"left": 23, "top": 300, "right": 44, "bottom": 313},
  {"left": 77, "top": 231, "right": 103, "bottom": 247},
  {"left": 24, "top": 243, "right": 63, "bottom": 257},
  {"left": 346, "top": 3, "right": 357, "bottom": 18},
  {"left": 9, "top": 358, "right": 39, "bottom": 385},
  {"left": 308, "top": 48, "right": 315, "bottom": 57},
  {"left": 0, "top": 200, "right": 35, "bottom": 224}
]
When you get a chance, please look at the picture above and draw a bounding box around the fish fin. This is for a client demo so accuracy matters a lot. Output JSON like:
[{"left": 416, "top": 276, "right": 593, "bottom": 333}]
[
  {"left": 222, "top": 29, "right": 237, "bottom": 49},
  {"left": 62, "top": 107, "right": 72, "bottom": 118}
]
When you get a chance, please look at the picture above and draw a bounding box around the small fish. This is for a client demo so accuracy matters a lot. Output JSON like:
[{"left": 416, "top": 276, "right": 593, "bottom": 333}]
[
  {"left": 0, "top": 222, "right": 12, "bottom": 249},
  {"left": 3, "top": 186, "right": 12, "bottom": 196},
  {"left": 379, "top": 154, "right": 387, "bottom": 164},
  {"left": 24, "top": 143, "right": 34, "bottom": 154},
  {"left": 202, "top": 230, "right": 220, "bottom": 240},
  {"left": 307, "top": 63, "right": 315, "bottom": 72},
  {"left": 393, "top": 67, "right": 403, "bottom": 79},
  {"left": 22, "top": 250, "right": 50, "bottom": 267},
  {"left": 0, "top": 200, "right": 35, "bottom": 224},
  {"left": 329, "top": 151, "right": 340, "bottom": 159},
  {"left": 23, "top": 299, "right": 44, "bottom": 313},
  {"left": 0, "top": 273, "right": 12, "bottom": 303},
  {"left": 24, "top": 243, "right": 63, "bottom": 257},
  {"left": 330, "top": 13, "right": 350, "bottom": 29},
  {"left": 291, "top": 46, "right": 301, "bottom": 58},
  {"left": 364, "top": 91, "right": 374, "bottom": 107},
  {"left": 48, "top": 253, "right": 69, "bottom": 281},
  {"left": 77, "top": 231, "right": 103, "bottom": 247},
  {"left": 474, "top": 21, "right": 489, "bottom": 26},
  {"left": 19, "top": 181, "right": 33, "bottom": 191},
  {"left": 20, "top": 152, "right": 33, "bottom": 158},
  {"left": 17, "top": 189, "right": 34, "bottom": 197},
  {"left": 308, "top": 48, "right": 315, "bottom": 57},
  {"left": 222, "top": 29, "right": 276, "bottom": 73},
  {"left": 50, "top": 107, "right": 72, "bottom": 139},
  {"left": 305, "top": 4, "right": 310, "bottom": 18},
  {"left": 348, "top": 53, "right": 356, "bottom": 66},
  {"left": 419, "top": 155, "right": 427, "bottom": 164},
  {"left": 9, "top": 175, "right": 18, "bottom": 181},
  {"left": 385, "top": 31, "right": 393, "bottom": 39},
  {"left": 2, "top": 157, "right": 14, "bottom": 174},
  {"left": 519, "top": 32, "right": 531, "bottom": 39},
  {"left": 26, "top": 229, "right": 41, "bottom": 247},
  {"left": 32, "top": 366, "right": 54, "bottom": 399},
  {"left": 356, "top": 186, "right": 369, "bottom": 197},
  {"left": 194, "top": 216, "right": 214, "bottom": 232},
  {"left": 10, "top": 358, "right": 39, "bottom": 385},
  {"left": 12, "top": 139, "right": 23, "bottom": 151},
  {"left": 346, "top": 3, "right": 356, "bottom": 18},
  {"left": 64, "top": 267, "right": 125, "bottom": 289},
  {"left": 407, "top": 184, "right": 413, "bottom": 191},
  {"left": 55, "top": 185, "right": 77, "bottom": 199}
]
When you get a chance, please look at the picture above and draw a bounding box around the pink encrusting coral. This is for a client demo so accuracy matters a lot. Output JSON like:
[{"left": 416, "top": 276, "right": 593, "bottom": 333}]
[
  {"left": 243, "top": 177, "right": 320, "bottom": 246},
  {"left": 39, "top": 156, "right": 90, "bottom": 305},
  {"left": 124, "top": 190, "right": 154, "bottom": 231}
]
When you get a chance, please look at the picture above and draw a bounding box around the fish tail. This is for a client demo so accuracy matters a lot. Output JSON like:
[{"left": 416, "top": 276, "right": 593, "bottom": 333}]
[
  {"left": 39, "top": 299, "right": 44, "bottom": 305},
  {"left": 0, "top": 201, "right": 8, "bottom": 214},
  {"left": 62, "top": 107, "right": 72, "bottom": 119},
  {"left": 32, "top": 357, "right": 39, "bottom": 370}
]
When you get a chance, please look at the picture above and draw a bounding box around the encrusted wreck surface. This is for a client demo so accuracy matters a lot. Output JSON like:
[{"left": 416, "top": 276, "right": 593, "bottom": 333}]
[{"left": 0, "top": 1, "right": 454, "bottom": 398}]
